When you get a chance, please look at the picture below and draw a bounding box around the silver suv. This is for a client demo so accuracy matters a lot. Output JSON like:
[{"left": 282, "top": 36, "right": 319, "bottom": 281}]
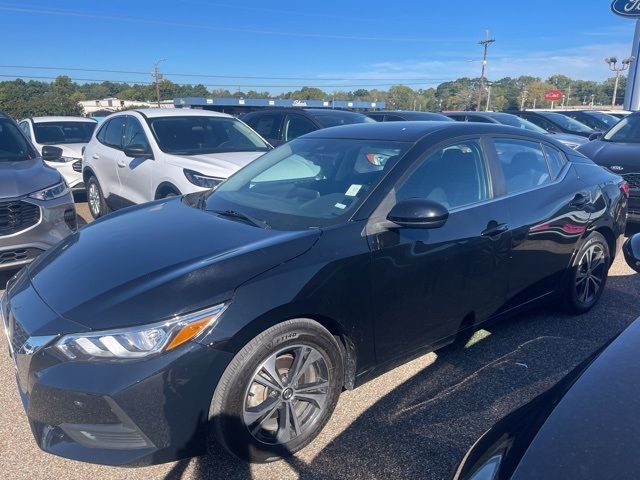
[{"left": 0, "top": 111, "right": 77, "bottom": 271}]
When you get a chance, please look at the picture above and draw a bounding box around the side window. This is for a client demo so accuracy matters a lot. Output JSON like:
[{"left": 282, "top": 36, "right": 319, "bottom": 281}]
[
  {"left": 96, "top": 121, "right": 108, "bottom": 143},
  {"left": 494, "top": 138, "right": 551, "bottom": 195},
  {"left": 448, "top": 115, "right": 466, "bottom": 122},
  {"left": 18, "top": 122, "right": 30, "bottom": 138},
  {"left": 384, "top": 115, "right": 405, "bottom": 122},
  {"left": 284, "top": 115, "right": 317, "bottom": 141},
  {"left": 246, "top": 114, "right": 282, "bottom": 140},
  {"left": 396, "top": 139, "right": 490, "bottom": 210},
  {"left": 543, "top": 144, "right": 568, "bottom": 180},
  {"left": 124, "top": 116, "right": 150, "bottom": 150},
  {"left": 466, "top": 115, "right": 493, "bottom": 124},
  {"left": 524, "top": 115, "right": 555, "bottom": 131},
  {"left": 367, "top": 113, "right": 384, "bottom": 122},
  {"left": 103, "top": 117, "right": 126, "bottom": 149}
]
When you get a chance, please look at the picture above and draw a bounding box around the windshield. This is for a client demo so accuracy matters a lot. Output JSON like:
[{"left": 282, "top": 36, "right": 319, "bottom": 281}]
[
  {"left": 0, "top": 119, "right": 37, "bottom": 162},
  {"left": 148, "top": 116, "right": 270, "bottom": 155},
  {"left": 541, "top": 112, "right": 595, "bottom": 134},
  {"left": 586, "top": 111, "right": 620, "bottom": 128},
  {"left": 604, "top": 114, "right": 640, "bottom": 143},
  {"left": 312, "top": 111, "right": 376, "bottom": 128},
  {"left": 33, "top": 121, "right": 97, "bottom": 145},
  {"left": 491, "top": 113, "right": 547, "bottom": 133},
  {"left": 203, "top": 137, "right": 411, "bottom": 230}
]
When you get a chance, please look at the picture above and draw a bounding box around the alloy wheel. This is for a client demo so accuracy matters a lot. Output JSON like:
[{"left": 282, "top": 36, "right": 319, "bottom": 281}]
[
  {"left": 88, "top": 182, "right": 101, "bottom": 216},
  {"left": 575, "top": 244, "right": 606, "bottom": 304},
  {"left": 243, "top": 345, "right": 330, "bottom": 445}
]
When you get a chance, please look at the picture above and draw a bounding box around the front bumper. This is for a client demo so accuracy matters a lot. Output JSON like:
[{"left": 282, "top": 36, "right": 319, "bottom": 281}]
[
  {"left": 0, "top": 193, "right": 76, "bottom": 271},
  {"left": 1, "top": 278, "right": 234, "bottom": 466}
]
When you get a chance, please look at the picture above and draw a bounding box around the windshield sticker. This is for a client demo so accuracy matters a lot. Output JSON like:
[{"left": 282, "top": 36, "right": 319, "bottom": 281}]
[
  {"left": 345, "top": 184, "right": 362, "bottom": 197},
  {"left": 335, "top": 203, "right": 347, "bottom": 210}
]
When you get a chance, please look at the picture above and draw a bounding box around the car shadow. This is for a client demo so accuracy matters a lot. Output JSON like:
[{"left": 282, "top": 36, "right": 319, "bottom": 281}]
[{"left": 165, "top": 271, "right": 640, "bottom": 480}]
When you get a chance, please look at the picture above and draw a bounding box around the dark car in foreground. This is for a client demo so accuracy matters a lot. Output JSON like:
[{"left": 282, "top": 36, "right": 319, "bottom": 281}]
[
  {"left": 242, "top": 108, "right": 375, "bottom": 146},
  {"left": 366, "top": 110, "right": 453, "bottom": 122},
  {"left": 555, "top": 110, "right": 620, "bottom": 132},
  {"left": 444, "top": 111, "right": 588, "bottom": 149},
  {"left": 1, "top": 122, "right": 628, "bottom": 467},
  {"left": 510, "top": 111, "right": 597, "bottom": 138},
  {"left": 578, "top": 112, "right": 640, "bottom": 223},
  {"left": 454, "top": 235, "right": 640, "bottom": 480},
  {"left": 0, "top": 111, "right": 77, "bottom": 271}
]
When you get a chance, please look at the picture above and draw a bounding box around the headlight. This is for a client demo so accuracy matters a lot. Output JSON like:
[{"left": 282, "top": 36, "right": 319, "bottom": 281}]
[
  {"left": 61, "top": 156, "right": 82, "bottom": 163},
  {"left": 557, "top": 140, "right": 581, "bottom": 149},
  {"left": 184, "top": 169, "right": 225, "bottom": 188},
  {"left": 28, "top": 181, "right": 69, "bottom": 201},
  {"left": 55, "top": 303, "right": 228, "bottom": 361}
]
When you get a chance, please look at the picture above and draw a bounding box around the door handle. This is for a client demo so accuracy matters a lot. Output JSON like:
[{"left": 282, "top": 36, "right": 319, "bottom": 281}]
[
  {"left": 117, "top": 160, "right": 127, "bottom": 168},
  {"left": 92, "top": 154, "right": 100, "bottom": 159},
  {"left": 570, "top": 192, "right": 590, "bottom": 208},
  {"left": 481, "top": 223, "right": 509, "bottom": 237}
]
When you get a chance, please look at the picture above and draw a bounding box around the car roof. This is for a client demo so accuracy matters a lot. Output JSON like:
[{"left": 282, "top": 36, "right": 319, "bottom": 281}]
[
  {"left": 243, "top": 108, "right": 367, "bottom": 118},
  {"left": 30, "top": 116, "right": 97, "bottom": 123},
  {"left": 131, "top": 108, "right": 233, "bottom": 119},
  {"left": 302, "top": 121, "right": 547, "bottom": 142},
  {"left": 379, "top": 111, "right": 453, "bottom": 120}
]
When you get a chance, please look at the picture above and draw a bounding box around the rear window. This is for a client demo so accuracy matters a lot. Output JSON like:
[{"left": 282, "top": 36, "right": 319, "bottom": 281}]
[{"left": 0, "top": 119, "right": 37, "bottom": 162}]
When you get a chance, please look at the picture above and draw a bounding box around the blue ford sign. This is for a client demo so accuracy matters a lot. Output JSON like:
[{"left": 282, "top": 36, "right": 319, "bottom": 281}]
[{"left": 612, "top": 0, "right": 640, "bottom": 18}]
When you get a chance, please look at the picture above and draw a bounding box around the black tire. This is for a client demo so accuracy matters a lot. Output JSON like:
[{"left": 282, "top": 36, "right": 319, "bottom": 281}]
[
  {"left": 210, "top": 319, "right": 344, "bottom": 463},
  {"left": 563, "top": 231, "right": 610, "bottom": 314},
  {"left": 86, "top": 176, "right": 110, "bottom": 219}
]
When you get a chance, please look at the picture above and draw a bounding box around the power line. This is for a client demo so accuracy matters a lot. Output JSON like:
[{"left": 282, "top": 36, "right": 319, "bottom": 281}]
[
  {"left": 0, "top": 64, "right": 458, "bottom": 83},
  {"left": 0, "top": 73, "right": 450, "bottom": 89}
]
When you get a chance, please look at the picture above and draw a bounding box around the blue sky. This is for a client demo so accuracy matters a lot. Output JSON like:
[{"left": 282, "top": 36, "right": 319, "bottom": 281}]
[{"left": 0, "top": 1, "right": 637, "bottom": 94}]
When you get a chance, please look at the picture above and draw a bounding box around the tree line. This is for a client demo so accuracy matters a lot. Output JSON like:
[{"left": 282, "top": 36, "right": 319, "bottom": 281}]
[{"left": 0, "top": 74, "right": 627, "bottom": 119}]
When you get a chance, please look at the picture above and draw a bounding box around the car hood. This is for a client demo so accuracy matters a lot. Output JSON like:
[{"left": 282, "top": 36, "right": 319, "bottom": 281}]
[
  {"left": 577, "top": 140, "right": 640, "bottom": 172},
  {"left": 0, "top": 158, "right": 62, "bottom": 199},
  {"left": 548, "top": 132, "right": 589, "bottom": 147},
  {"left": 27, "top": 197, "right": 320, "bottom": 330},
  {"left": 55, "top": 143, "right": 85, "bottom": 159},
  {"left": 166, "top": 151, "right": 265, "bottom": 179}
]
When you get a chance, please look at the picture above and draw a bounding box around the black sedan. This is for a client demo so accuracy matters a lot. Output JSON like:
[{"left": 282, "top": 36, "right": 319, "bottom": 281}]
[
  {"left": 454, "top": 234, "right": 640, "bottom": 480},
  {"left": 510, "top": 111, "right": 597, "bottom": 138},
  {"left": 1, "top": 122, "right": 628, "bottom": 467},
  {"left": 366, "top": 110, "right": 453, "bottom": 122},
  {"left": 242, "top": 108, "right": 374, "bottom": 146},
  {"left": 578, "top": 112, "right": 640, "bottom": 223}
]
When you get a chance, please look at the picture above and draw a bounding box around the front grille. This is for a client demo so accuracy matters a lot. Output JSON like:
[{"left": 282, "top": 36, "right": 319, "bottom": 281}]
[
  {"left": 622, "top": 173, "right": 640, "bottom": 190},
  {"left": 72, "top": 160, "right": 82, "bottom": 173},
  {"left": 0, "top": 201, "right": 40, "bottom": 236},
  {"left": 0, "top": 248, "right": 42, "bottom": 266}
]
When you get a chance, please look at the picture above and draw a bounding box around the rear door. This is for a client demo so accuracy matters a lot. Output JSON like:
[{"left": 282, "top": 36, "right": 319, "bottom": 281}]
[
  {"left": 488, "top": 136, "right": 590, "bottom": 310},
  {"left": 368, "top": 137, "right": 512, "bottom": 362},
  {"left": 117, "top": 115, "right": 156, "bottom": 205}
]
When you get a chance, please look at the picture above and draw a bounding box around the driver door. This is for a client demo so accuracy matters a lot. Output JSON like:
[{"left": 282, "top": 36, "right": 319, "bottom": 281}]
[
  {"left": 367, "top": 137, "right": 512, "bottom": 363},
  {"left": 118, "top": 115, "right": 156, "bottom": 205}
]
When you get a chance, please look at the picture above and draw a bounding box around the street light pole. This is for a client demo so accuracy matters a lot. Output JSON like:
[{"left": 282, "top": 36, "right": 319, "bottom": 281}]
[
  {"left": 606, "top": 56, "right": 635, "bottom": 107},
  {"left": 477, "top": 30, "right": 495, "bottom": 112},
  {"left": 152, "top": 59, "right": 167, "bottom": 108}
]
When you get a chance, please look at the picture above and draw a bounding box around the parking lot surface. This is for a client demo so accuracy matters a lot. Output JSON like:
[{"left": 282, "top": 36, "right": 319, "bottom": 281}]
[{"left": 1, "top": 202, "right": 638, "bottom": 480}]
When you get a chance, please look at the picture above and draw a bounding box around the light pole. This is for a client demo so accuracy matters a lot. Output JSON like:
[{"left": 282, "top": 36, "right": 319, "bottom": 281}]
[
  {"left": 152, "top": 59, "right": 167, "bottom": 108},
  {"left": 605, "top": 56, "right": 635, "bottom": 107},
  {"left": 520, "top": 89, "right": 528, "bottom": 110}
]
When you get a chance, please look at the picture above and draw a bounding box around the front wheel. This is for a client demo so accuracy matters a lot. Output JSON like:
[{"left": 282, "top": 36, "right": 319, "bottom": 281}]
[
  {"left": 210, "top": 319, "right": 344, "bottom": 463},
  {"left": 563, "top": 232, "right": 610, "bottom": 314},
  {"left": 86, "top": 176, "right": 110, "bottom": 219}
]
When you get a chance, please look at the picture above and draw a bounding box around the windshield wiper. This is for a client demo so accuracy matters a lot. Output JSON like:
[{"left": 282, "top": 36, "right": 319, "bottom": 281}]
[{"left": 212, "top": 210, "right": 270, "bottom": 229}]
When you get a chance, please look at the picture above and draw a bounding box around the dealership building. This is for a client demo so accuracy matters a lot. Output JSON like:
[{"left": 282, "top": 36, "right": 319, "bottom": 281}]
[{"left": 172, "top": 97, "right": 385, "bottom": 116}]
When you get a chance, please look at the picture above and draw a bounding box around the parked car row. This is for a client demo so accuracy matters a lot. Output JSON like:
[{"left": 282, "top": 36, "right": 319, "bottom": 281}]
[{"left": 1, "top": 109, "right": 634, "bottom": 469}]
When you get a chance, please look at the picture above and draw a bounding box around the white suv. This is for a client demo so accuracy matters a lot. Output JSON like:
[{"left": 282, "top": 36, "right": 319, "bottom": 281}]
[
  {"left": 82, "top": 109, "right": 271, "bottom": 218},
  {"left": 18, "top": 116, "right": 98, "bottom": 191}
]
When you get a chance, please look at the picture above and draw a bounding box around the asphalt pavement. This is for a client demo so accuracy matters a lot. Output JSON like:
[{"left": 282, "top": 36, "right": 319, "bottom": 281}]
[{"left": 1, "top": 202, "right": 639, "bottom": 480}]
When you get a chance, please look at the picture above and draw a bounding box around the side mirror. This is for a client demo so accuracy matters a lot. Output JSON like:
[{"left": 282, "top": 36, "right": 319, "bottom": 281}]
[
  {"left": 623, "top": 234, "right": 640, "bottom": 273},
  {"left": 124, "top": 144, "right": 153, "bottom": 159},
  {"left": 41, "top": 145, "right": 63, "bottom": 162},
  {"left": 387, "top": 199, "right": 449, "bottom": 229},
  {"left": 589, "top": 132, "right": 603, "bottom": 141}
]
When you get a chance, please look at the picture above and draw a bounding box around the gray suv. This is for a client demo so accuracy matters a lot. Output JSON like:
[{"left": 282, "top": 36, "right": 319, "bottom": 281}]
[{"left": 0, "top": 111, "right": 77, "bottom": 271}]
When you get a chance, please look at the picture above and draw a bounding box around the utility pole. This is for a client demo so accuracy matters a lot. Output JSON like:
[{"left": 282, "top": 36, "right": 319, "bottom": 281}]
[
  {"left": 477, "top": 30, "right": 496, "bottom": 111},
  {"left": 485, "top": 83, "right": 492, "bottom": 111},
  {"left": 520, "top": 89, "right": 528, "bottom": 110},
  {"left": 606, "top": 56, "right": 635, "bottom": 107},
  {"left": 152, "top": 59, "right": 167, "bottom": 108}
]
